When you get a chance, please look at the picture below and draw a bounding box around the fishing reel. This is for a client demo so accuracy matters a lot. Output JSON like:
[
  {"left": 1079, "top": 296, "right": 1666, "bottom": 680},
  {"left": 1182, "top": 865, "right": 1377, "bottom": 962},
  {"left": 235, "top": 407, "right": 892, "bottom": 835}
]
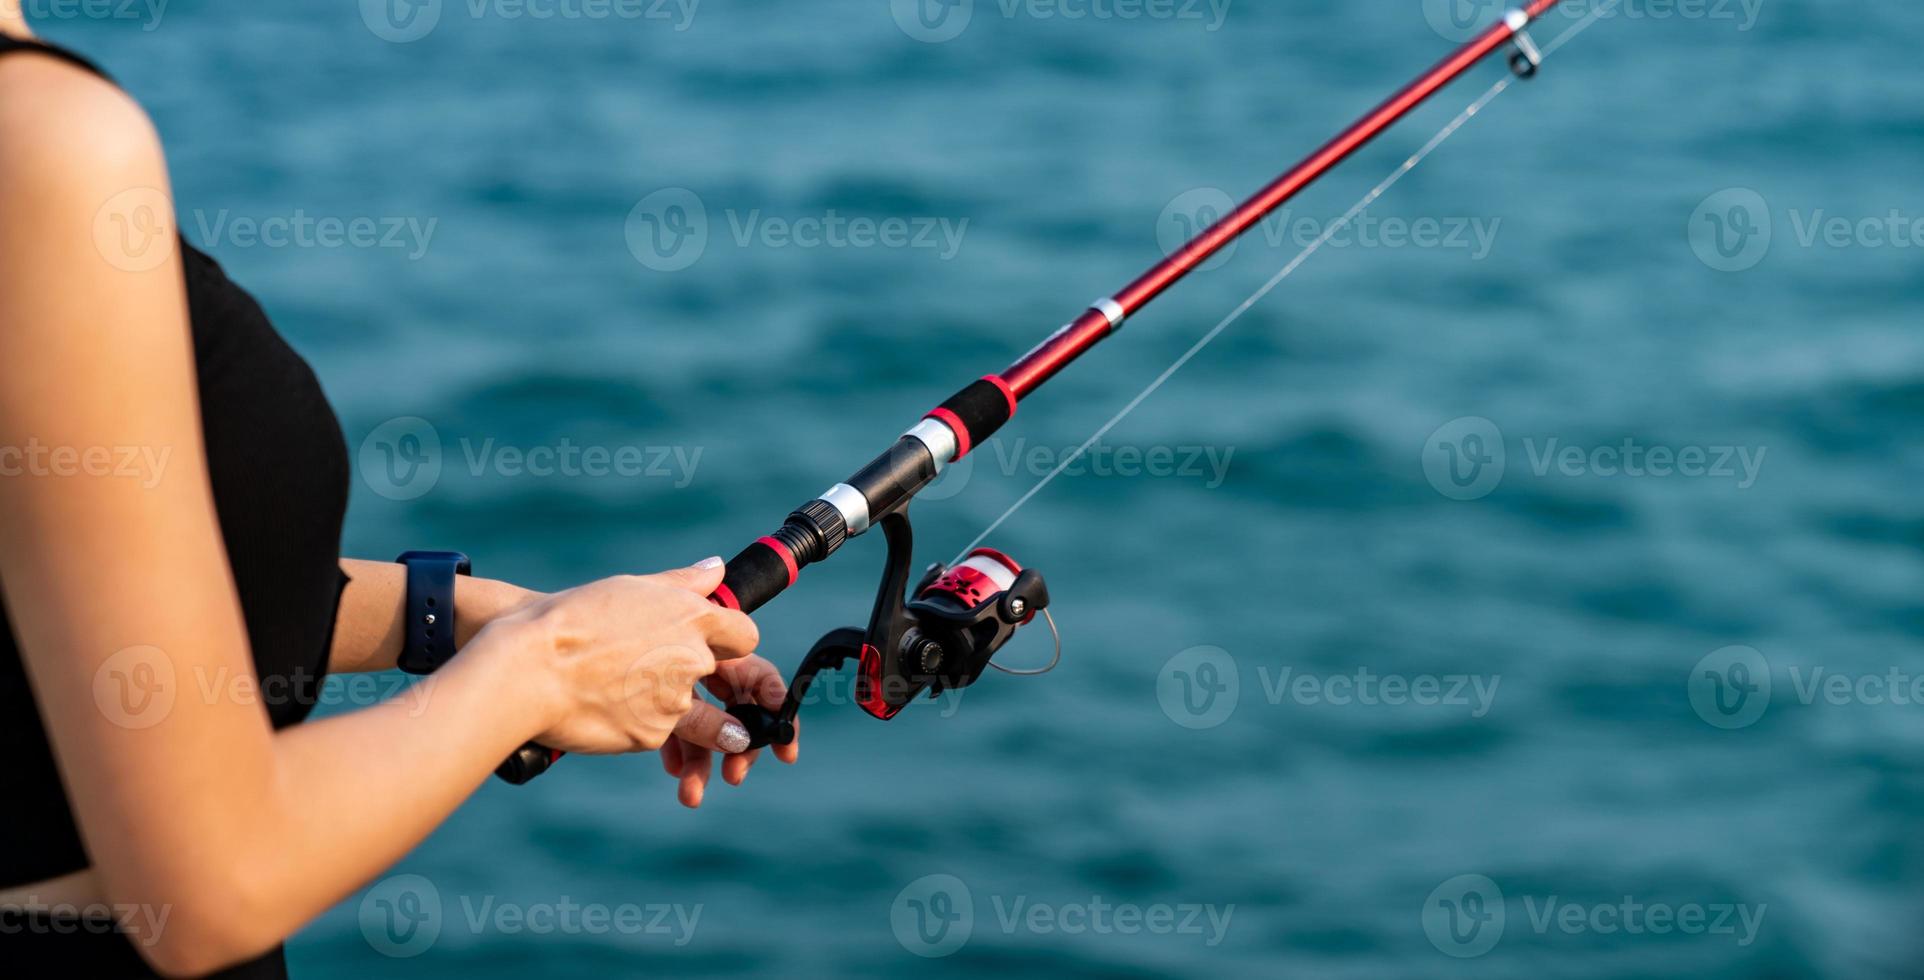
[{"left": 726, "top": 508, "right": 1056, "bottom": 749}]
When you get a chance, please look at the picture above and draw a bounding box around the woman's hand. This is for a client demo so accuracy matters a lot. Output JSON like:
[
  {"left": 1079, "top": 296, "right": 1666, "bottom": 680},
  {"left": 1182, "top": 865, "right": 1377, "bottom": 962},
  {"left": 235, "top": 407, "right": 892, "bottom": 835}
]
[
  {"left": 489, "top": 559, "right": 760, "bottom": 756},
  {"left": 661, "top": 653, "right": 801, "bottom": 808}
]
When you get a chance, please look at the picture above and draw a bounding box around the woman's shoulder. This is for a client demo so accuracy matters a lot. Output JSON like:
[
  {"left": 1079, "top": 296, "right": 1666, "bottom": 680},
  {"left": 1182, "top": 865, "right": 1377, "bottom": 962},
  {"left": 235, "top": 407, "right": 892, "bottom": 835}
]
[
  {"left": 0, "top": 45, "right": 166, "bottom": 209},
  {"left": 0, "top": 46, "right": 183, "bottom": 354}
]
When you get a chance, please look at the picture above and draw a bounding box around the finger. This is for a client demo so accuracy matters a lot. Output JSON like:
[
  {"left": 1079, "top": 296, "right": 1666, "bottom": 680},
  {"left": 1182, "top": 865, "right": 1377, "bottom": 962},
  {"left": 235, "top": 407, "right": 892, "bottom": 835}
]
[
  {"left": 661, "top": 735, "right": 684, "bottom": 778},
  {"left": 722, "top": 745, "right": 759, "bottom": 786},
  {"left": 737, "top": 660, "right": 799, "bottom": 765},
  {"left": 700, "top": 666, "right": 738, "bottom": 704},
  {"left": 673, "top": 700, "right": 753, "bottom": 756},
  {"left": 645, "top": 556, "right": 727, "bottom": 595},
  {"left": 696, "top": 606, "right": 760, "bottom": 661},
  {"left": 705, "top": 655, "right": 784, "bottom": 706},
  {"left": 677, "top": 742, "right": 713, "bottom": 808},
  {"left": 714, "top": 657, "right": 787, "bottom": 781},
  {"left": 774, "top": 716, "right": 799, "bottom": 765}
]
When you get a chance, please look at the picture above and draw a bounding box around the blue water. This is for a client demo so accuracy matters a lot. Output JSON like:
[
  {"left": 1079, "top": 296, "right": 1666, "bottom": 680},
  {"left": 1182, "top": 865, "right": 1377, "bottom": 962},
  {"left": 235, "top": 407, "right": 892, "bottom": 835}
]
[{"left": 40, "top": 0, "right": 1924, "bottom": 975}]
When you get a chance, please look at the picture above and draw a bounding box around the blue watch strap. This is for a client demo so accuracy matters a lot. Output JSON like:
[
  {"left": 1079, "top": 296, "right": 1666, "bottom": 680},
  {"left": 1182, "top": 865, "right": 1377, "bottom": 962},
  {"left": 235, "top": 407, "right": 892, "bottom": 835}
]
[{"left": 394, "top": 550, "right": 471, "bottom": 674}]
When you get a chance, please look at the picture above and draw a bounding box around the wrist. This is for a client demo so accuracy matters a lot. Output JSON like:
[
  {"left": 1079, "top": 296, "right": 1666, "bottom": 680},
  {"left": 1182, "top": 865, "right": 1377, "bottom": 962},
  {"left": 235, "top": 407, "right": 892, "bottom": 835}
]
[
  {"left": 455, "top": 576, "right": 540, "bottom": 648},
  {"left": 465, "top": 609, "right": 566, "bottom": 740}
]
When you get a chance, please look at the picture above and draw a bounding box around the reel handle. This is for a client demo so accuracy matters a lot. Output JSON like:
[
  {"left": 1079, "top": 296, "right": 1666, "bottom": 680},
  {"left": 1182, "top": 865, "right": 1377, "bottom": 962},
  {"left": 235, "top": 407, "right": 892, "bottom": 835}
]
[{"left": 726, "top": 703, "right": 795, "bottom": 750}]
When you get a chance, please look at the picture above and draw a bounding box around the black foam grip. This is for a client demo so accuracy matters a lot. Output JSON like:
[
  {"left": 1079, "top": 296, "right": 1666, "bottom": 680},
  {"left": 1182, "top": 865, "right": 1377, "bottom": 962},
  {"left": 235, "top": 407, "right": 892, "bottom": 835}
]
[
  {"left": 721, "top": 540, "right": 792, "bottom": 614},
  {"left": 934, "top": 378, "right": 1015, "bottom": 452}
]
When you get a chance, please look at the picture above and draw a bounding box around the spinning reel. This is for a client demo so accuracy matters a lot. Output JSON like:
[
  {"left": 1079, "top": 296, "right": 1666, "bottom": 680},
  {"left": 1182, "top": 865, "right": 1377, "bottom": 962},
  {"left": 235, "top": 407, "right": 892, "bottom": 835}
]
[{"left": 726, "top": 509, "right": 1056, "bottom": 749}]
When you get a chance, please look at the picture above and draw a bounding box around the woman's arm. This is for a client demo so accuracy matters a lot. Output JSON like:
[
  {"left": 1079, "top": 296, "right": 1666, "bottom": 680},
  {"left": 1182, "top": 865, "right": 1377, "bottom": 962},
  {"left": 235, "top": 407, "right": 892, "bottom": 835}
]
[
  {"left": 329, "top": 558, "right": 536, "bottom": 674},
  {"left": 328, "top": 562, "right": 799, "bottom": 803},
  {"left": 0, "top": 59, "right": 760, "bottom": 976}
]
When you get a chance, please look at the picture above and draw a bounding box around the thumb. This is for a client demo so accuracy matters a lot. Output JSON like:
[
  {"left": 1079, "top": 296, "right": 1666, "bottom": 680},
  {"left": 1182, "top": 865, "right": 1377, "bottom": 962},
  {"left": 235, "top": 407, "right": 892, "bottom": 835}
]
[
  {"left": 648, "top": 555, "right": 727, "bottom": 594},
  {"left": 675, "top": 700, "right": 754, "bottom": 755}
]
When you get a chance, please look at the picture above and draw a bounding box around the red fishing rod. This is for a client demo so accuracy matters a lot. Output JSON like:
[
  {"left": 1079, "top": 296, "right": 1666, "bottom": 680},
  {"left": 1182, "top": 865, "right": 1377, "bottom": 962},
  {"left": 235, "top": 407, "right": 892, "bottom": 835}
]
[{"left": 495, "top": 1, "right": 1564, "bottom": 783}]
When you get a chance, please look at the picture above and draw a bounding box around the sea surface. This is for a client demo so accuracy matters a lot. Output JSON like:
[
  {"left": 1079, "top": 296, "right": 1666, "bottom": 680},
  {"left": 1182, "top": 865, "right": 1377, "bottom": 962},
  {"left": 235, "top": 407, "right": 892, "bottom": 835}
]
[{"left": 39, "top": 0, "right": 1924, "bottom": 976}]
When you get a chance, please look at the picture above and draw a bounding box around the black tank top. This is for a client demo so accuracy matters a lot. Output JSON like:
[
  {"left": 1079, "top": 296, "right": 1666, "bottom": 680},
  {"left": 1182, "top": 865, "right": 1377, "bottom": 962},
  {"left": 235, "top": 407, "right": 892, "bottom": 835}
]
[{"left": 0, "top": 35, "right": 350, "bottom": 978}]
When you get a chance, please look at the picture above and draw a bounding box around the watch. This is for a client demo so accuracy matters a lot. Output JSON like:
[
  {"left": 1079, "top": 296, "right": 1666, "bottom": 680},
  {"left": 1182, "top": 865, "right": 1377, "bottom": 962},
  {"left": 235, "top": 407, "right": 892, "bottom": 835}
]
[{"left": 394, "top": 550, "right": 471, "bottom": 674}]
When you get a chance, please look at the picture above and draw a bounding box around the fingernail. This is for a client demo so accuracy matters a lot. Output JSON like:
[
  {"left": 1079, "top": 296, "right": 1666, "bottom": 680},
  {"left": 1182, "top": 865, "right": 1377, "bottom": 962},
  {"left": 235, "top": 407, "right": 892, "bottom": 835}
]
[
  {"left": 717, "top": 720, "right": 751, "bottom": 754},
  {"left": 695, "top": 556, "right": 724, "bottom": 570}
]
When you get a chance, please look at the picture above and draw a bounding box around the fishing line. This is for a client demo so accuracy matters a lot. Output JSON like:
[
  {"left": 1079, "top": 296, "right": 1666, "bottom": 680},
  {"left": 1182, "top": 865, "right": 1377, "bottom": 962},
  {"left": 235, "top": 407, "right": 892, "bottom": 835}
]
[
  {"left": 492, "top": 1, "right": 1612, "bottom": 781},
  {"left": 958, "top": 1, "right": 1621, "bottom": 560}
]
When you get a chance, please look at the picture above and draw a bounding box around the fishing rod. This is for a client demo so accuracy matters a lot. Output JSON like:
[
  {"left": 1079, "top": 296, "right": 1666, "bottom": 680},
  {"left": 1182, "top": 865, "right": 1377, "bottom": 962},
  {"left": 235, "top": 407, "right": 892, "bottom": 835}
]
[{"left": 494, "top": 0, "right": 1566, "bottom": 783}]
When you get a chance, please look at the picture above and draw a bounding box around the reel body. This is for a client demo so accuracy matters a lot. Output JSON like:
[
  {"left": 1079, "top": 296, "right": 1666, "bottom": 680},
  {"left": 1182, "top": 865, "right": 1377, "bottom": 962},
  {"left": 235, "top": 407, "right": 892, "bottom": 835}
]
[{"left": 727, "top": 509, "right": 1049, "bottom": 748}]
